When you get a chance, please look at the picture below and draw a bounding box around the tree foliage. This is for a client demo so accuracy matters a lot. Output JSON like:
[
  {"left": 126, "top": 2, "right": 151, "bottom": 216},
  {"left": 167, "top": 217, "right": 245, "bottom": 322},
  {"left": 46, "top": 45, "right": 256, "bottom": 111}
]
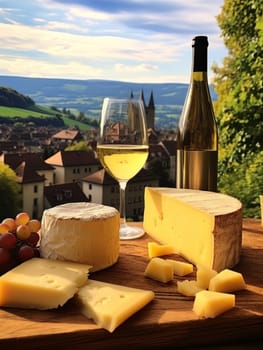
[
  {"left": 212, "top": 0, "right": 263, "bottom": 217},
  {"left": 0, "top": 162, "right": 20, "bottom": 221},
  {"left": 65, "top": 141, "right": 92, "bottom": 152},
  {"left": 0, "top": 86, "right": 34, "bottom": 108}
]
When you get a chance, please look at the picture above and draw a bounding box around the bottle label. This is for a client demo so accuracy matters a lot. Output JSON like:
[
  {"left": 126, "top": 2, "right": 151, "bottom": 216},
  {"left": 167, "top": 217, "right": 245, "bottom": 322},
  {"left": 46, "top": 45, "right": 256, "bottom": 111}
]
[{"left": 176, "top": 150, "right": 218, "bottom": 191}]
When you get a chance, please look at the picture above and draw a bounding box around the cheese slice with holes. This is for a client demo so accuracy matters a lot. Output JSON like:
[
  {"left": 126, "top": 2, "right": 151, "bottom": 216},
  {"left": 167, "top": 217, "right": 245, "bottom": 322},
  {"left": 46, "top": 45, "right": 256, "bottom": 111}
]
[
  {"left": 76, "top": 279, "right": 154, "bottom": 332},
  {"left": 143, "top": 187, "right": 242, "bottom": 271},
  {"left": 0, "top": 258, "right": 91, "bottom": 310}
]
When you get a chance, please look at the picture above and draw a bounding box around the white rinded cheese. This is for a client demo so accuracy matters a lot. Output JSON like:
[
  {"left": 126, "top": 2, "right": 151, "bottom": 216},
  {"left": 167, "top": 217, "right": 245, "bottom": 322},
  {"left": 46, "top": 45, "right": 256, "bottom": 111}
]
[
  {"left": 40, "top": 202, "right": 120, "bottom": 272},
  {"left": 0, "top": 258, "right": 91, "bottom": 310},
  {"left": 76, "top": 279, "right": 154, "bottom": 332},
  {"left": 143, "top": 187, "right": 243, "bottom": 272}
]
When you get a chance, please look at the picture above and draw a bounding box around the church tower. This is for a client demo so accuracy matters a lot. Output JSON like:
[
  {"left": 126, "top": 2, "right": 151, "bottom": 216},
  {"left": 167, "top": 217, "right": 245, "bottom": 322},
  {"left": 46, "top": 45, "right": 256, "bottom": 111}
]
[
  {"left": 146, "top": 91, "right": 155, "bottom": 129},
  {"left": 130, "top": 90, "right": 155, "bottom": 130},
  {"left": 138, "top": 90, "right": 155, "bottom": 129}
]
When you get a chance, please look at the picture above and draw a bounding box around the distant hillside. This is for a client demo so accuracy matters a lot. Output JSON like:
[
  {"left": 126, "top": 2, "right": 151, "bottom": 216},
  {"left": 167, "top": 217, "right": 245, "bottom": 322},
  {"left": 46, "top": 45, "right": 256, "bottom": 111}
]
[
  {"left": 0, "top": 76, "right": 217, "bottom": 129},
  {"left": 0, "top": 86, "right": 35, "bottom": 108},
  {"left": 0, "top": 86, "right": 97, "bottom": 130}
]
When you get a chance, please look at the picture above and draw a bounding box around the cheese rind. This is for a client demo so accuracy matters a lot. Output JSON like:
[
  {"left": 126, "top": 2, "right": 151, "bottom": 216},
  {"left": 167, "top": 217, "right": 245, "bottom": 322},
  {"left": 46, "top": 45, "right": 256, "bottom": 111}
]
[
  {"left": 40, "top": 202, "right": 120, "bottom": 272},
  {"left": 0, "top": 258, "right": 91, "bottom": 310},
  {"left": 143, "top": 187, "right": 242, "bottom": 271},
  {"left": 209, "top": 269, "right": 246, "bottom": 292},
  {"left": 76, "top": 279, "right": 154, "bottom": 332},
  {"left": 193, "top": 290, "right": 235, "bottom": 318},
  {"left": 144, "top": 257, "right": 174, "bottom": 283}
]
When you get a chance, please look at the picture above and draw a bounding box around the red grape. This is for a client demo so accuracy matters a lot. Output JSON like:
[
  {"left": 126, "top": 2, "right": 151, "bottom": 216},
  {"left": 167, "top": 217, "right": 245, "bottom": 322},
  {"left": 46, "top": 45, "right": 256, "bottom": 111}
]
[
  {"left": 0, "top": 232, "right": 17, "bottom": 249},
  {"left": 17, "top": 244, "right": 35, "bottom": 262},
  {"left": 0, "top": 247, "right": 11, "bottom": 265},
  {"left": 0, "top": 213, "right": 42, "bottom": 274},
  {"left": 26, "top": 232, "right": 40, "bottom": 247}
]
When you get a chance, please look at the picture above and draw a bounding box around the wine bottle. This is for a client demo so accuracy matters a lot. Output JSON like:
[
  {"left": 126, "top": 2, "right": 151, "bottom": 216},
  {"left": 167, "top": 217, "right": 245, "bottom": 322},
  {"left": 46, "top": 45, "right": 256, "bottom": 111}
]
[{"left": 176, "top": 35, "right": 218, "bottom": 191}]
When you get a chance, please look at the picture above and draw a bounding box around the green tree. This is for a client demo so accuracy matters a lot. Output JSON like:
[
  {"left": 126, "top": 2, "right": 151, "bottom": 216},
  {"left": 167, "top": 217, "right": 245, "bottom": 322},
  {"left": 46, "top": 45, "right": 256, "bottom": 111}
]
[
  {"left": 0, "top": 162, "right": 20, "bottom": 220},
  {"left": 212, "top": 0, "right": 263, "bottom": 217},
  {"left": 65, "top": 141, "right": 92, "bottom": 152}
]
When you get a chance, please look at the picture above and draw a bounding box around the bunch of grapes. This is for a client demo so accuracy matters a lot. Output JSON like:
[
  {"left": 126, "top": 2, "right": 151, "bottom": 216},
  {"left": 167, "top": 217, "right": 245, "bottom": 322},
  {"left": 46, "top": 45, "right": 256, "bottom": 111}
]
[{"left": 0, "top": 212, "right": 41, "bottom": 275}]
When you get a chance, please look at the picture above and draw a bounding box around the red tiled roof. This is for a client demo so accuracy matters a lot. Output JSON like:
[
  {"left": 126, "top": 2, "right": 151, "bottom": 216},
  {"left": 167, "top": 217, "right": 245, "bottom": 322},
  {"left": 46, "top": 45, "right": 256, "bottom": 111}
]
[
  {"left": 52, "top": 129, "right": 82, "bottom": 140},
  {"left": 15, "top": 161, "right": 45, "bottom": 184},
  {"left": 44, "top": 182, "right": 88, "bottom": 207},
  {"left": 45, "top": 150, "right": 99, "bottom": 167},
  {"left": 0, "top": 152, "right": 54, "bottom": 171}
]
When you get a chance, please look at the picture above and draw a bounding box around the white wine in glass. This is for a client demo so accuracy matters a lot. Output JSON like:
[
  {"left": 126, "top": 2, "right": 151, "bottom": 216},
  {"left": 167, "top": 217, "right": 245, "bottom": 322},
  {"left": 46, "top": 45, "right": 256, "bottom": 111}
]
[{"left": 97, "top": 97, "right": 149, "bottom": 240}]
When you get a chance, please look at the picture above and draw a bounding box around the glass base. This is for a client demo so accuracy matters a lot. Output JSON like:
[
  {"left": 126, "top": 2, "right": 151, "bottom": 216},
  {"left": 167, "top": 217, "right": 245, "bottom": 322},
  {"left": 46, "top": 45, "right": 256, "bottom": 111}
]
[{"left": 119, "top": 223, "right": 145, "bottom": 240}]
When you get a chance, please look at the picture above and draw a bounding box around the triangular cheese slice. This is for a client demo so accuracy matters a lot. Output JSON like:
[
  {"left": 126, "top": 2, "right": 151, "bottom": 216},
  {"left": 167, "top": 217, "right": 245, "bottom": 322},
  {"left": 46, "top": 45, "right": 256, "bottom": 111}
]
[{"left": 76, "top": 279, "right": 154, "bottom": 332}]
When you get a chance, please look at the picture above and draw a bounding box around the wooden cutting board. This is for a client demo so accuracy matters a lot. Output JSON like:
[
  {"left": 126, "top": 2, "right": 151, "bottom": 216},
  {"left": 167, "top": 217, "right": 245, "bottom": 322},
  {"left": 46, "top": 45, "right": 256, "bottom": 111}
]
[{"left": 0, "top": 219, "right": 263, "bottom": 350}]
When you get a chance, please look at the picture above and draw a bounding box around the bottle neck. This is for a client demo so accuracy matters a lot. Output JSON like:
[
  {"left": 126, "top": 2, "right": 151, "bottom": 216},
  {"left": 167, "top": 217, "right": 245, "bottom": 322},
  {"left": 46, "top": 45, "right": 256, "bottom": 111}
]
[
  {"left": 192, "top": 71, "right": 208, "bottom": 82},
  {"left": 192, "top": 36, "right": 208, "bottom": 73}
]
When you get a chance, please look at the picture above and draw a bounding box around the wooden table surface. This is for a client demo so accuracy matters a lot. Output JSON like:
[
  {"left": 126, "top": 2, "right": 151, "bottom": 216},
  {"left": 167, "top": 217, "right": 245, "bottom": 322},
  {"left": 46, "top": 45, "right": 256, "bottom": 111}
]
[{"left": 0, "top": 219, "right": 263, "bottom": 350}]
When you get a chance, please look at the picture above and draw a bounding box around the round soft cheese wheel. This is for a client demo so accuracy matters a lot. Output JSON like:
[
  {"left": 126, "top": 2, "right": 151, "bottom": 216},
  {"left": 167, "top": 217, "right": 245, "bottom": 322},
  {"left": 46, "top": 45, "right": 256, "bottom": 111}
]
[{"left": 40, "top": 202, "right": 120, "bottom": 272}]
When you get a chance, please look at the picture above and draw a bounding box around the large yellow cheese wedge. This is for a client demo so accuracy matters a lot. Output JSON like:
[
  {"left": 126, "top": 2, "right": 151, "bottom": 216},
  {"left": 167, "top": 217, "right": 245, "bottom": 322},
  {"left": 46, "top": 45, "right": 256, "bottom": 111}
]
[
  {"left": 144, "top": 257, "right": 174, "bottom": 283},
  {"left": 0, "top": 258, "right": 91, "bottom": 310},
  {"left": 76, "top": 279, "right": 154, "bottom": 332},
  {"left": 40, "top": 202, "right": 120, "bottom": 272},
  {"left": 209, "top": 269, "right": 246, "bottom": 292},
  {"left": 193, "top": 290, "right": 235, "bottom": 318},
  {"left": 148, "top": 242, "right": 174, "bottom": 258},
  {"left": 143, "top": 187, "right": 242, "bottom": 271}
]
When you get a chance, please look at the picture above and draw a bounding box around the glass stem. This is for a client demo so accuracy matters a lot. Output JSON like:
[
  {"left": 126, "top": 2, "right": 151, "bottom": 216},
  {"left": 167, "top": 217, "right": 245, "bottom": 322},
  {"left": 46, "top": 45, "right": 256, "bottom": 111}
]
[{"left": 119, "top": 181, "right": 127, "bottom": 226}]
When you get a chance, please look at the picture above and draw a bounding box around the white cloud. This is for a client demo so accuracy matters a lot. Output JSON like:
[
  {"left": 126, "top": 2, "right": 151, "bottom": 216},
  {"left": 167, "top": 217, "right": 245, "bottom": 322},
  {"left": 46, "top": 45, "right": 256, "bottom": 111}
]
[{"left": 0, "top": 0, "right": 226, "bottom": 82}]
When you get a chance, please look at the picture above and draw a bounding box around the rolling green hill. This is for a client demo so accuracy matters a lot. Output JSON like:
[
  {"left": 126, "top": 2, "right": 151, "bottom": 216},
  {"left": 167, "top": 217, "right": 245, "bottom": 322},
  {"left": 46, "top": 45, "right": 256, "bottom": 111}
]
[{"left": 0, "top": 86, "right": 97, "bottom": 130}]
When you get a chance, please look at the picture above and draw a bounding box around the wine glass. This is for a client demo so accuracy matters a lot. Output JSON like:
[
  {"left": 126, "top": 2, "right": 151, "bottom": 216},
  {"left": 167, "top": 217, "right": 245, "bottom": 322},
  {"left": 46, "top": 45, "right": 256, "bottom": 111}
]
[{"left": 97, "top": 97, "right": 149, "bottom": 240}]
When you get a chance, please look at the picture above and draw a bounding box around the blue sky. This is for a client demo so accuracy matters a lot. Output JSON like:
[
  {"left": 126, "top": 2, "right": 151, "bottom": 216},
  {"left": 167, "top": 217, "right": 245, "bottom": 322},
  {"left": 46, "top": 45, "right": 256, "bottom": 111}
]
[{"left": 0, "top": 0, "right": 226, "bottom": 83}]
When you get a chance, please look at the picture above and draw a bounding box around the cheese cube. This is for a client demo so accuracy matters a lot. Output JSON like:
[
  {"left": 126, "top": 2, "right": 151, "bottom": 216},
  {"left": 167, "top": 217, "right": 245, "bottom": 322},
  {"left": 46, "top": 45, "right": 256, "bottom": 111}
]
[
  {"left": 76, "top": 279, "right": 154, "bottom": 332},
  {"left": 143, "top": 187, "right": 242, "bottom": 271},
  {"left": 177, "top": 280, "right": 202, "bottom": 297},
  {"left": 209, "top": 269, "right": 246, "bottom": 292},
  {"left": 148, "top": 242, "right": 174, "bottom": 259},
  {"left": 193, "top": 290, "right": 235, "bottom": 318},
  {"left": 166, "top": 259, "right": 194, "bottom": 276},
  {"left": 144, "top": 257, "right": 174, "bottom": 283},
  {"left": 0, "top": 258, "right": 91, "bottom": 310},
  {"left": 196, "top": 264, "right": 218, "bottom": 289}
]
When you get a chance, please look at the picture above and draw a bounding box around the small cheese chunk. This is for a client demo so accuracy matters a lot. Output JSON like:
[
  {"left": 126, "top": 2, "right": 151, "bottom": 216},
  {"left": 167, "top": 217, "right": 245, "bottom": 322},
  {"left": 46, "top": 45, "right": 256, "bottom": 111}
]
[
  {"left": 148, "top": 242, "right": 174, "bottom": 259},
  {"left": 193, "top": 290, "right": 235, "bottom": 318},
  {"left": 166, "top": 259, "right": 194, "bottom": 276},
  {"left": 0, "top": 258, "right": 91, "bottom": 310},
  {"left": 196, "top": 265, "right": 218, "bottom": 289},
  {"left": 143, "top": 187, "right": 242, "bottom": 271},
  {"left": 209, "top": 269, "right": 246, "bottom": 292},
  {"left": 177, "top": 280, "right": 202, "bottom": 297},
  {"left": 76, "top": 279, "right": 154, "bottom": 332},
  {"left": 144, "top": 257, "right": 174, "bottom": 283}
]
